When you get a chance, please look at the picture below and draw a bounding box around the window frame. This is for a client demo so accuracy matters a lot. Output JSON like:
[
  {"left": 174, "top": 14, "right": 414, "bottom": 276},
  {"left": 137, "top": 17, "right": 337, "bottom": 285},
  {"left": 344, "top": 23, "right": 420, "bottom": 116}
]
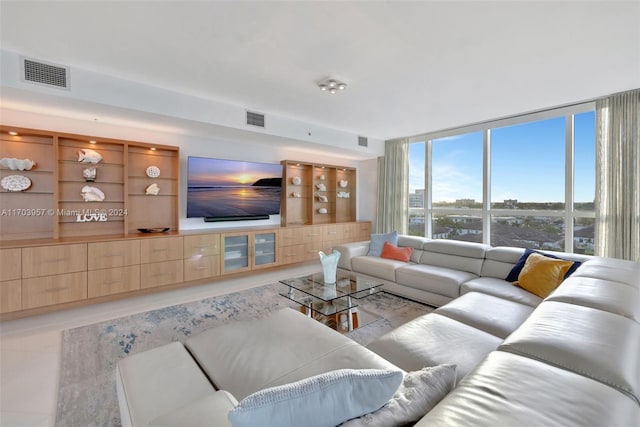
[{"left": 408, "top": 101, "right": 595, "bottom": 253}]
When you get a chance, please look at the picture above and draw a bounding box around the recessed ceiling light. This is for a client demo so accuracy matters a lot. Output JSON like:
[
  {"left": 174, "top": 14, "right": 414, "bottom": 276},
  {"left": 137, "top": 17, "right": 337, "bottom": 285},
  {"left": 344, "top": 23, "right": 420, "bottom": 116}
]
[
  {"left": 89, "top": 140, "right": 97, "bottom": 144},
  {"left": 8, "top": 131, "right": 18, "bottom": 136},
  {"left": 317, "top": 78, "right": 347, "bottom": 95},
  {"left": 150, "top": 147, "right": 157, "bottom": 151}
]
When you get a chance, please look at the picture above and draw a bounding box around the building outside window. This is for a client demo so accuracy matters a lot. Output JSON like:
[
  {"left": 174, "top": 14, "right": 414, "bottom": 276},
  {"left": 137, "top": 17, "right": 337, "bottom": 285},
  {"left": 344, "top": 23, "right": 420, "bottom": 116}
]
[{"left": 407, "top": 105, "right": 595, "bottom": 254}]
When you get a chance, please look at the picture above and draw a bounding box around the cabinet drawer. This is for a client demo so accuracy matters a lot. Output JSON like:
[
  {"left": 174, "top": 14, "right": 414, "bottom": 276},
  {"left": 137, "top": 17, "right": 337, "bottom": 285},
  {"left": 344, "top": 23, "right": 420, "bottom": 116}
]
[
  {"left": 22, "top": 272, "right": 87, "bottom": 309},
  {"left": 358, "top": 222, "right": 372, "bottom": 240},
  {"left": 304, "top": 242, "right": 323, "bottom": 261},
  {"left": 279, "top": 244, "right": 305, "bottom": 265},
  {"left": 140, "top": 237, "right": 183, "bottom": 263},
  {"left": 184, "top": 234, "right": 220, "bottom": 258},
  {"left": 22, "top": 244, "right": 87, "bottom": 278},
  {"left": 322, "top": 224, "right": 340, "bottom": 241},
  {"left": 140, "top": 260, "right": 183, "bottom": 289},
  {"left": 88, "top": 240, "right": 141, "bottom": 270},
  {"left": 279, "top": 228, "right": 303, "bottom": 246},
  {"left": 0, "top": 248, "right": 21, "bottom": 281},
  {"left": 300, "top": 227, "right": 323, "bottom": 244},
  {"left": 339, "top": 223, "right": 358, "bottom": 240},
  {"left": 88, "top": 265, "right": 140, "bottom": 298},
  {"left": 0, "top": 279, "right": 21, "bottom": 313},
  {"left": 184, "top": 255, "right": 220, "bottom": 282}
]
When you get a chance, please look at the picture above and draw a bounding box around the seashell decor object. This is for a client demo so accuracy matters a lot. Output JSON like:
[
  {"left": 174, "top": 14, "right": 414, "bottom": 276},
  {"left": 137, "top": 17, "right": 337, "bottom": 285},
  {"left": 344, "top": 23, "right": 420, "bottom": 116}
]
[
  {"left": 145, "top": 183, "right": 160, "bottom": 195},
  {"left": 339, "top": 180, "right": 348, "bottom": 188},
  {"left": 146, "top": 166, "right": 160, "bottom": 178},
  {"left": 291, "top": 176, "right": 302, "bottom": 185},
  {"left": 77, "top": 148, "right": 103, "bottom": 164},
  {"left": 1, "top": 175, "right": 31, "bottom": 192},
  {"left": 0, "top": 157, "right": 36, "bottom": 171},
  {"left": 315, "top": 183, "right": 326, "bottom": 191},
  {"left": 81, "top": 185, "right": 105, "bottom": 202}
]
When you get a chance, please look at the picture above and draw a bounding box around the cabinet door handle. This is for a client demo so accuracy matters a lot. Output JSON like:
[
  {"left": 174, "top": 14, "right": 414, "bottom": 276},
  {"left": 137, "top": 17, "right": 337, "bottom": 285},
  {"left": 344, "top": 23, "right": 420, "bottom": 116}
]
[
  {"left": 104, "top": 253, "right": 124, "bottom": 258},
  {"left": 152, "top": 272, "right": 168, "bottom": 277},
  {"left": 45, "top": 257, "right": 69, "bottom": 263},
  {"left": 104, "top": 279, "right": 123, "bottom": 285},
  {"left": 152, "top": 248, "right": 168, "bottom": 252},
  {"left": 45, "top": 287, "right": 69, "bottom": 293}
]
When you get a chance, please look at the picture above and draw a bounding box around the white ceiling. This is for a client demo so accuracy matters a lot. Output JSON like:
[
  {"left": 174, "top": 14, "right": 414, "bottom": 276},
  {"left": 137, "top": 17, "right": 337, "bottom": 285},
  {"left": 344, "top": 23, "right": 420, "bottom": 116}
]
[{"left": 1, "top": 1, "right": 639, "bottom": 141}]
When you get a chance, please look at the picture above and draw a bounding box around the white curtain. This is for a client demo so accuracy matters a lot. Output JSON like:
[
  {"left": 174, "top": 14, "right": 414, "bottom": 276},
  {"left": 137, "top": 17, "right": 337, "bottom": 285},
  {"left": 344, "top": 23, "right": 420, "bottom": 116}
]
[
  {"left": 595, "top": 89, "right": 640, "bottom": 261},
  {"left": 376, "top": 138, "right": 409, "bottom": 234}
]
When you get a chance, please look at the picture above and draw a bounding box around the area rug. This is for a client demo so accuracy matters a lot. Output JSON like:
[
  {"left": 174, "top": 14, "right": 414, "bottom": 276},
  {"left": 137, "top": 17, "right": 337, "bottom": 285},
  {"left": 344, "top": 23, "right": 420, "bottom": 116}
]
[{"left": 55, "top": 282, "right": 433, "bottom": 427}]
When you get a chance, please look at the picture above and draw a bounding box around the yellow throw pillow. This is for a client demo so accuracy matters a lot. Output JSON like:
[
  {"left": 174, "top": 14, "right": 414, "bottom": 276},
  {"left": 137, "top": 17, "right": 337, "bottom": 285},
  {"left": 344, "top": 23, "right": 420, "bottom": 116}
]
[{"left": 513, "top": 252, "right": 575, "bottom": 298}]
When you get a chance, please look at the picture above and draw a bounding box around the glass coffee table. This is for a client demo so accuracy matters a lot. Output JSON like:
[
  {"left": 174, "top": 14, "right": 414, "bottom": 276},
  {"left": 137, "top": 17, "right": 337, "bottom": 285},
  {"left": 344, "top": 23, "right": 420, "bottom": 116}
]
[{"left": 279, "top": 271, "right": 384, "bottom": 332}]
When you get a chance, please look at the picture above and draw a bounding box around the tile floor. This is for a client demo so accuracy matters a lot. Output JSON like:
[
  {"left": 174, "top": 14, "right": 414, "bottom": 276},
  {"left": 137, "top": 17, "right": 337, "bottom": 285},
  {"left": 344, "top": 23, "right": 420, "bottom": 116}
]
[{"left": 0, "top": 263, "right": 318, "bottom": 427}]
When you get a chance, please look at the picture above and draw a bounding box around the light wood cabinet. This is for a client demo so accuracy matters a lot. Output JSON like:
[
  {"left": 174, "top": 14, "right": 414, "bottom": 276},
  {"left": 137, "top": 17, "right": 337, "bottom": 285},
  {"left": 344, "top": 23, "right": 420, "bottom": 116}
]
[
  {"left": 221, "top": 230, "right": 278, "bottom": 274},
  {"left": 141, "top": 260, "right": 183, "bottom": 289},
  {"left": 21, "top": 271, "right": 87, "bottom": 309},
  {"left": 22, "top": 244, "right": 87, "bottom": 278},
  {"left": 281, "top": 160, "right": 357, "bottom": 226},
  {"left": 183, "top": 234, "right": 221, "bottom": 281},
  {"left": 140, "top": 236, "right": 183, "bottom": 263},
  {"left": 88, "top": 240, "right": 141, "bottom": 270},
  {"left": 88, "top": 265, "right": 140, "bottom": 298},
  {"left": 0, "top": 248, "right": 21, "bottom": 281},
  {"left": 0, "top": 280, "right": 21, "bottom": 313}
]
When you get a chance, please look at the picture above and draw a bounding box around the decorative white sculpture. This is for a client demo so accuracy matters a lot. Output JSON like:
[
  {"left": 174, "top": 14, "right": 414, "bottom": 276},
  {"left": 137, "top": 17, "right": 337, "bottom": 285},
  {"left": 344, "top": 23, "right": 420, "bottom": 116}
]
[
  {"left": 290, "top": 192, "right": 301, "bottom": 198},
  {"left": 315, "top": 183, "right": 326, "bottom": 191},
  {"left": 146, "top": 166, "right": 160, "bottom": 178},
  {"left": 291, "top": 176, "right": 302, "bottom": 185},
  {"left": 319, "top": 250, "right": 341, "bottom": 284},
  {"left": 0, "top": 158, "right": 36, "bottom": 171},
  {"left": 316, "top": 193, "right": 328, "bottom": 202},
  {"left": 1, "top": 175, "right": 31, "bottom": 192},
  {"left": 77, "top": 148, "right": 103, "bottom": 164},
  {"left": 80, "top": 185, "right": 105, "bottom": 202},
  {"left": 337, "top": 191, "right": 350, "bottom": 199},
  {"left": 145, "top": 183, "right": 160, "bottom": 195},
  {"left": 83, "top": 167, "right": 97, "bottom": 182},
  {"left": 339, "top": 180, "right": 348, "bottom": 188},
  {"left": 318, "top": 207, "right": 328, "bottom": 214}
]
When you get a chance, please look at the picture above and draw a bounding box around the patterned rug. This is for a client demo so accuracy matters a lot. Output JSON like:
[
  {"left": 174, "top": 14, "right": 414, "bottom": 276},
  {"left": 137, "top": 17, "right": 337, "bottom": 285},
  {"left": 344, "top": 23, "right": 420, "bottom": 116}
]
[{"left": 55, "top": 282, "right": 433, "bottom": 427}]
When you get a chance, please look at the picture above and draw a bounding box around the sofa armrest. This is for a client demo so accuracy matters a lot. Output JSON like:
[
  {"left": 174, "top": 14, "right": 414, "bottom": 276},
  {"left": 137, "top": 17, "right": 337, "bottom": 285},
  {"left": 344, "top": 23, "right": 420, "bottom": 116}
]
[{"left": 334, "top": 241, "right": 370, "bottom": 270}]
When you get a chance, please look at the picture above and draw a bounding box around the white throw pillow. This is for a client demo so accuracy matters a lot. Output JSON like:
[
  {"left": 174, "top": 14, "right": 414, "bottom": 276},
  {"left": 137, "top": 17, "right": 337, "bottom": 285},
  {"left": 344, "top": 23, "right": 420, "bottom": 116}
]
[
  {"left": 228, "top": 368, "right": 403, "bottom": 427},
  {"left": 340, "top": 364, "right": 457, "bottom": 427}
]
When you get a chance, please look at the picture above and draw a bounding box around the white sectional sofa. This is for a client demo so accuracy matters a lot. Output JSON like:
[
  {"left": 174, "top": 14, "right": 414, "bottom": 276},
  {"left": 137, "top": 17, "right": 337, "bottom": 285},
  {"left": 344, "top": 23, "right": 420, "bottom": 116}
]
[{"left": 116, "top": 236, "right": 640, "bottom": 426}]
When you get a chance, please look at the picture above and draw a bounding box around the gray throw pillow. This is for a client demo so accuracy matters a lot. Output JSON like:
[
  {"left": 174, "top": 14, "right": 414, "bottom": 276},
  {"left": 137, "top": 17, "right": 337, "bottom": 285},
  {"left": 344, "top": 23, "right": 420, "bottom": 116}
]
[
  {"left": 228, "top": 368, "right": 403, "bottom": 427},
  {"left": 367, "top": 231, "right": 399, "bottom": 257},
  {"left": 340, "top": 364, "right": 457, "bottom": 427}
]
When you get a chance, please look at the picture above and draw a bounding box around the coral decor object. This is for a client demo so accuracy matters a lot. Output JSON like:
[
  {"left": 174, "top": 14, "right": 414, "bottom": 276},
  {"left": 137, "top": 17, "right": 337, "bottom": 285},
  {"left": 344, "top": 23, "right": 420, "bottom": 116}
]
[
  {"left": 0, "top": 157, "right": 36, "bottom": 171},
  {"left": 339, "top": 180, "right": 348, "bottom": 188},
  {"left": 315, "top": 183, "right": 327, "bottom": 191},
  {"left": 83, "top": 167, "right": 97, "bottom": 182},
  {"left": 316, "top": 193, "right": 329, "bottom": 202},
  {"left": 337, "top": 192, "right": 350, "bottom": 199},
  {"left": 77, "top": 149, "right": 103, "bottom": 164},
  {"left": 80, "top": 185, "right": 105, "bottom": 202},
  {"left": 291, "top": 176, "right": 302, "bottom": 185},
  {"left": 145, "top": 183, "right": 160, "bottom": 195},
  {"left": 1, "top": 174, "right": 32, "bottom": 192}
]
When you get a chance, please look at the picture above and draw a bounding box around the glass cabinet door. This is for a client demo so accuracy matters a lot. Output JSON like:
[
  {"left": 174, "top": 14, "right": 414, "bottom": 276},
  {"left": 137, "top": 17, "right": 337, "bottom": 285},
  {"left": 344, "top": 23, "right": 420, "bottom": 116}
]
[
  {"left": 253, "top": 232, "right": 277, "bottom": 267},
  {"left": 224, "top": 234, "right": 249, "bottom": 272}
]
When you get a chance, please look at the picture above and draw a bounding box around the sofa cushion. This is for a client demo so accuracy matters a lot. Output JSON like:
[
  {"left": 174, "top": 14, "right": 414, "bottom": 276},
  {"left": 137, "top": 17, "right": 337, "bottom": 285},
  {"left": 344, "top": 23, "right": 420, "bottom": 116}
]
[
  {"left": 435, "top": 292, "right": 535, "bottom": 339},
  {"left": 461, "top": 277, "right": 543, "bottom": 307},
  {"left": 116, "top": 342, "right": 218, "bottom": 427},
  {"left": 416, "top": 351, "right": 640, "bottom": 427},
  {"left": 480, "top": 246, "right": 525, "bottom": 279},
  {"left": 545, "top": 276, "right": 640, "bottom": 322},
  {"left": 572, "top": 258, "right": 640, "bottom": 288},
  {"left": 367, "top": 313, "right": 502, "bottom": 381},
  {"left": 149, "top": 392, "right": 237, "bottom": 427},
  {"left": 341, "top": 365, "right": 456, "bottom": 427},
  {"left": 228, "top": 369, "right": 403, "bottom": 427},
  {"left": 351, "top": 256, "right": 407, "bottom": 282},
  {"left": 397, "top": 235, "right": 427, "bottom": 263},
  {"left": 513, "top": 252, "right": 575, "bottom": 298},
  {"left": 184, "top": 308, "right": 398, "bottom": 400},
  {"left": 367, "top": 231, "right": 398, "bottom": 256},
  {"left": 506, "top": 248, "right": 582, "bottom": 282},
  {"left": 396, "top": 264, "right": 477, "bottom": 298},
  {"left": 499, "top": 301, "right": 640, "bottom": 405},
  {"left": 420, "top": 240, "right": 489, "bottom": 275},
  {"left": 380, "top": 241, "right": 413, "bottom": 262}
]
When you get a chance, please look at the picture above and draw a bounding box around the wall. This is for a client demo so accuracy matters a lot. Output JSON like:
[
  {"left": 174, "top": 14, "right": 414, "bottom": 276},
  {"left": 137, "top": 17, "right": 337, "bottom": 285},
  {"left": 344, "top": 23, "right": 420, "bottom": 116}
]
[{"left": 0, "top": 108, "right": 378, "bottom": 231}]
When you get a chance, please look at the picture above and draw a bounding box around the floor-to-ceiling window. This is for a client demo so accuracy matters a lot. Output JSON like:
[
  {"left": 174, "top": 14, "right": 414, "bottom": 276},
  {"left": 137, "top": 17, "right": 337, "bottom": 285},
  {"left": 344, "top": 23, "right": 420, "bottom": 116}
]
[{"left": 407, "top": 104, "right": 595, "bottom": 254}]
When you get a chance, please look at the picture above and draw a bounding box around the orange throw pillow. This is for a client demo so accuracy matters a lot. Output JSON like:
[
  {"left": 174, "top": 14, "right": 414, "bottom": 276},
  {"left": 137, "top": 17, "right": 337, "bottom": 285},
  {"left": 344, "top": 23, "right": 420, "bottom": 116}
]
[{"left": 380, "top": 241, "right": 413, "bottom": 262}]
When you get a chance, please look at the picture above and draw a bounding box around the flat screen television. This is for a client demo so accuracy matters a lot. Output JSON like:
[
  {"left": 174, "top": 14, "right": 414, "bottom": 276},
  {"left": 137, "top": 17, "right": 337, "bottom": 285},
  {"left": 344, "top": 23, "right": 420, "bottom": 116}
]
[{"left": 186, "top": 156, "right": 283, "bottom": 221}]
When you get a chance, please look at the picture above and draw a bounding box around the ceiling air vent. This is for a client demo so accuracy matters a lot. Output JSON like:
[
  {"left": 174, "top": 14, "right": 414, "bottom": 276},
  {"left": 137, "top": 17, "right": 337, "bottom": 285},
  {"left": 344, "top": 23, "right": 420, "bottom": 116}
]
[
  {"left": 358, "top": 136, "right": 368, "bottom": 147},
  {"left": 246, "top": 111, "right": 265, "bottom": 128},
  {"left": 22, "top": 58, "right": 70, "bottom": 90}
]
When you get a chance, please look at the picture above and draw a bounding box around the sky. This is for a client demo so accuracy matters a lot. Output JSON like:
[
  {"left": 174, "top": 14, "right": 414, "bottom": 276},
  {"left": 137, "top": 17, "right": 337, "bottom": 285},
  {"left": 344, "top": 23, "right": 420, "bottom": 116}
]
[
  {"left": 188, "top": 156, "right": 282, "bottom": 187},
  {"left": 409, "top": 111, "right": 595, "bottom": 204}
]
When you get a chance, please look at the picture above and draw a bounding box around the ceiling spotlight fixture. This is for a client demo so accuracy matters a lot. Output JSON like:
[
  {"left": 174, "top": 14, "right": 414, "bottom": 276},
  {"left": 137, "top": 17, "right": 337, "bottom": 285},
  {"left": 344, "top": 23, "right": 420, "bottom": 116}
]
[{"left": 318, "top": 78, "right": 347, "bottom": 95}]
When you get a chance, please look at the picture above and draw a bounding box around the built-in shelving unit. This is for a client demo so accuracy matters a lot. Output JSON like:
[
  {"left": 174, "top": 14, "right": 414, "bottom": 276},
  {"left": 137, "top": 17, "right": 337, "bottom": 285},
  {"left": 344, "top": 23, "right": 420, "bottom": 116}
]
[
  {"left": 281, "top": 160, "right": 357, "bottom": 226},
  {"left": 0, "top": 126, "right": 179, "bottom": 242}
]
